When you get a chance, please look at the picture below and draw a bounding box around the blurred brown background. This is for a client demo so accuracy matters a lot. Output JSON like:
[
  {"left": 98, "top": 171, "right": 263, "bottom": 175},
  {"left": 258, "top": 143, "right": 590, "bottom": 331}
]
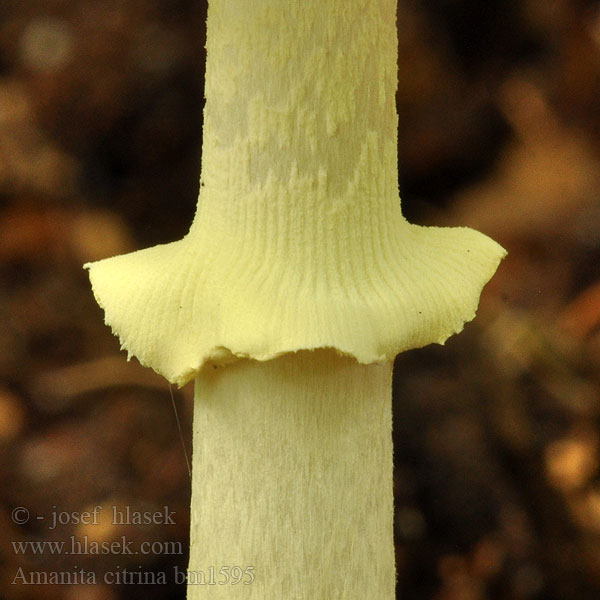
[{"left": 1, "top": 0, "right": 600, "bottom": 599}]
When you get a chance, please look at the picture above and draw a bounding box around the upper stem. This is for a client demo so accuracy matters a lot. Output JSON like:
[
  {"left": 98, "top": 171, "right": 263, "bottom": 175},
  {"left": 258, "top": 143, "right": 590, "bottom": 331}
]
[
  {"left": 193, "top": 0, "right": 400, "bottom": 247},
  {"left": 84, "top": 0, "right": 505, "bottom": 386}
]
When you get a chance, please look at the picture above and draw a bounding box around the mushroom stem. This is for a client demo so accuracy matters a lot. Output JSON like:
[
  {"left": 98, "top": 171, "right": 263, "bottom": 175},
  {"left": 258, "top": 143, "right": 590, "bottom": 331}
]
[
  {"left": 188, "top": 351, "right": 395, "bottom": 598},
  {"left": 84, "top": 0, "right": 506, "bottom": 595},
  {"left": 197, "top": 0, "right": 399, "bottom": 219}
]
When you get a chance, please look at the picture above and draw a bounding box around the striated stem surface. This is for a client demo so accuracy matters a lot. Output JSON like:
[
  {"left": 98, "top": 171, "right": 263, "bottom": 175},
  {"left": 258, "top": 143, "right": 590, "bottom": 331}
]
[
  {"left": 85, "top": 0, "right": 505, "bottom": 387},
  {"left": 83, "top": 1, "right": 506, "bottom": 597}
]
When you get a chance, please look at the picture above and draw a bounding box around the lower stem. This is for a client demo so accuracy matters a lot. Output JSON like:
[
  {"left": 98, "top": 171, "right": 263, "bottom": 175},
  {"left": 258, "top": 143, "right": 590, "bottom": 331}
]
[{"left": 187, "top": 350, "right": 395, "bottom": 599}]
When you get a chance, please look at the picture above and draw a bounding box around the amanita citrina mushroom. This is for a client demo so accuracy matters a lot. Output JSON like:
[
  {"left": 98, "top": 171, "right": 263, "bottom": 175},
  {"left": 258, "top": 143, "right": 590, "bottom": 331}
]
[{"left": 85, "top": 1, "right": 506, "bottom": 598}]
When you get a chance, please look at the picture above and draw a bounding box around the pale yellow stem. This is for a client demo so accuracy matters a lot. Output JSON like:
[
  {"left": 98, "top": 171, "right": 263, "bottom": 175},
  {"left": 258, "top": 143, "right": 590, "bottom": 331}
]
[
  {"left": 85, "top": 0, "right": 505, "bottom": 387},
  {"left": 188, "top": 350, "right": 395, "bottom": 599},
  {"left": 84, "top": 1, "right": 505, "bottom": 592}
]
